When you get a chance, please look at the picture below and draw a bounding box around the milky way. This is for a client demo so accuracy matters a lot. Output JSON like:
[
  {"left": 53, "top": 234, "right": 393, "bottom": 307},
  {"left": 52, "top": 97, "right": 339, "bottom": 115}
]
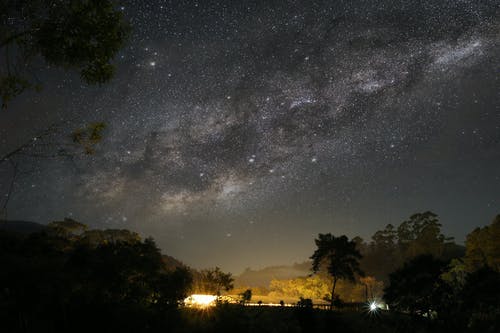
[{"left": 1, "top": 0, "right": 500, "bottom": 272}]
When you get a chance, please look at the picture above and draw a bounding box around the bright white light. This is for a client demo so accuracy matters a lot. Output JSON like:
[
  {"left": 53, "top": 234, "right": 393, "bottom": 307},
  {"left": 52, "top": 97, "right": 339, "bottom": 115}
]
[
  {"left": 184, "top": 294, "right": 217, "bottom": 308},
  {"left": 369, "top": 301, "right": 378, "bottom": 312}
]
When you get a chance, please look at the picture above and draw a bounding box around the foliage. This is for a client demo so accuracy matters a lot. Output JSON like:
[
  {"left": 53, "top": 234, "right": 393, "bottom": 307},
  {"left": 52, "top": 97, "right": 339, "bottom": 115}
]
[
  {"left": 461, "top": 266, "right": 500, "bottom": 331},
  {"left": 381, "top": 214, "right": 500, "bottom": 331},
  {"left": 359, "top": 276, "right": 384, "bottom": 301},
  {"left": 0, "top": 121, "right": 108, "bottom": 219},
  {"left": 384, "top": 254, "right": 447, "bottom": 315},
  {"left": 1, "top": 0, "right": 129, "bottom": 108},
  {"left": 297, "top": 297, "right": 313, "bottom": 308},
  {"left": 435, "top": 264, "right": 500, "bottom": 331},
  {"left": 440, "top": 258, "right": 467, "bottom": 288},
  {"left": 0, "top": 221, "right": 192, "bottom": 332},
  {"left": 193, "top": 266, "right": 234, "bottom": 296},
  {"left": 47, "top": 217, "right": 88, "bottom": 237},
  {"left": 358, "top": 211, "right": 462, "bottom": 282},
  {"left": 239, "top": 289, "right": 252, "bottom": 304},
  {"left": 310, "top": 234, "right": 363, "bottom": 308},
  {"left": 268, "top": 274, "right": 383, "bottom": 303},
  {"left": 397, "top": 211, "right": 452, "bottom": 258},
  {"left": 71, "top": 122, "right": 107, "bottom": 154},
  {"left": 464, "top": 214, "right": 500, "bottom": 272},
  {"left": 270, "top": 274, "right": 331, "bottom": 301}
]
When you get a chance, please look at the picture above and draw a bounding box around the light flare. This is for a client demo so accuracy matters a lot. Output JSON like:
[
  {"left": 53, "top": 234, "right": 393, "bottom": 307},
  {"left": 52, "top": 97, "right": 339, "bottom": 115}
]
[{"left": 184, "top": 294, "right": 217, "bottom": 308}]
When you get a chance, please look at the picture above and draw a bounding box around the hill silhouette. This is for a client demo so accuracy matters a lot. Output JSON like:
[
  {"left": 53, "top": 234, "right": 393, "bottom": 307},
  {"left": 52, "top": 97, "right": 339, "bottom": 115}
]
[
  {"left": 0, "top": 220, "right": 45, "bottom": 234},
  {"left": 235, "top": 262, "right": 311, "bottom": 287}
]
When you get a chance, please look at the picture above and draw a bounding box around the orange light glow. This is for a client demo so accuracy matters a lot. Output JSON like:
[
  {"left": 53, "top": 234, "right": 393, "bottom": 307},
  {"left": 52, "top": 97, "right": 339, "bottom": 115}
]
[{"left": 184, "top": 294, "right": 217, "bottom": 308}]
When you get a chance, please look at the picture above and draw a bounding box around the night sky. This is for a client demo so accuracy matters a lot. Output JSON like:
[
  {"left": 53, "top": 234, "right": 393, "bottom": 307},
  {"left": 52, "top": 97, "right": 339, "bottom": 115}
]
[{"left": 1, "top": 0, "right": 499, "bottom": 273}]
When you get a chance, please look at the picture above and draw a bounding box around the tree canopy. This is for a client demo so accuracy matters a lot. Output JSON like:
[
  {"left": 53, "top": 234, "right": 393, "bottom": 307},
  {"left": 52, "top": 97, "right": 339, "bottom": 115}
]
[
  {"left": 357, "top": 211, "right": 462, "bottom": 281},
  {"left": 0, "top": 220, "right": 192, "bottom": 332},
  {"left": 465, "top": 214, "right": 500, "bottom": 272},
  {"left": 192, "top": 266, "right": 234, "bottom": 296},
  {"left": 310, "top": 234, "right": 363, "bottom": 308},
  {"left": 384, "top": 254, "right": 446, "bottom": 316},
  {"left": 1, "top": 0, "right": 129, "bottom": 108}
]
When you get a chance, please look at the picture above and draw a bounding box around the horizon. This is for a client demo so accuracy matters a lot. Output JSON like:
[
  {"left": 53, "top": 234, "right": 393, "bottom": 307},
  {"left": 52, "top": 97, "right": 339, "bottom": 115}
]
[{"left": 0, "top": 211, "right": 491, "bottom": 275}]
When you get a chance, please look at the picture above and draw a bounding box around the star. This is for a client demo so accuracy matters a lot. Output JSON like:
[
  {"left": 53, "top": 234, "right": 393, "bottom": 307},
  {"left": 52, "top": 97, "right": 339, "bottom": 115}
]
[{"left": 2, "top": 0, "right": 498, "bottom": 275}]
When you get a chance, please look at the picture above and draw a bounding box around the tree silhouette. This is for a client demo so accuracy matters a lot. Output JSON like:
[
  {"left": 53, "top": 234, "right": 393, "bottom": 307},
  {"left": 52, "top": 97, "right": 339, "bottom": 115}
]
[
  {"left": 397, "top": 211, "right": 452, "bottom": 258},
  {"left": 358, "top": 212, "right": 461, "bottom": 282},
  {"left": 461, "top": 266, "right": 500, "bottom": 331},
  {"left": 239, "top": 289, "right": 252, "bottom": 305},
  {"left": 1, "top": 0, "right": 129, "bottom": 108},
  {"left": 384, "top": 254, "right": 446, "bottom": 316},
  {"left": 465, "top": 214, "right": 500, "bottom": 272},
  {"left": 195, "top": 267, "right": 234, "bottom": 296},
  {"left": 362, "top": 224, "right": 400, "bottom": 281},
  {"left": 310, "top": 233, "right": 363, "bottom": 309},
  {"left": 0, "top": 121, "right": 107, "bottom": 220},
  {"left": 0, "top": 221, "right": 192, "bottom": 332}
]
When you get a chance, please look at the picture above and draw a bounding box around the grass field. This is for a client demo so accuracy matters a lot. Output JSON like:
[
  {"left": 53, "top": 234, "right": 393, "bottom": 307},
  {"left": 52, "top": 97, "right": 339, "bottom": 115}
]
[{"left": 176, "top": 303, "right": 445, "bottom": 333}]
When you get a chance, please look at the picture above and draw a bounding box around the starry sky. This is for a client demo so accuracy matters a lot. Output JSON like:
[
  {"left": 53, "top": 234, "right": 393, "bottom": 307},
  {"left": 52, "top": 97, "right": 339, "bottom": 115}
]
[{"left": 1, "top": 0, "right": 499, "bottom": 273}]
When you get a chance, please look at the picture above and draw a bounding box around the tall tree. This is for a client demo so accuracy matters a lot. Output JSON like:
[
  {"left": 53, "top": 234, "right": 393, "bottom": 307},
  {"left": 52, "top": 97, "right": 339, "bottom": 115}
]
[
  {"left": 310, "top": 234, "right": 363, "bottom": 309},
  {"left": 1, "top": 0, "right": 129, "bottom": 108},
  {"left": 194, "top": 267, "right": 234, "bottom": 296},
  {"left": 362, "top": 224, "right": 400, "bottom": 281},
  {"left": 397, "top": 211, "right": 452, "bottom": 259},
  {"left": 372, "top": 224, "right": 397, "bottom": 251}
]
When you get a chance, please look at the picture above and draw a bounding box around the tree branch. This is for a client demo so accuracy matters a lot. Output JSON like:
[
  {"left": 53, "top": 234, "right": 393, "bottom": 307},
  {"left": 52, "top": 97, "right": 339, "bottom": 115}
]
[{"left": 1, "top": 159, "right": 18, "bottom": 220}]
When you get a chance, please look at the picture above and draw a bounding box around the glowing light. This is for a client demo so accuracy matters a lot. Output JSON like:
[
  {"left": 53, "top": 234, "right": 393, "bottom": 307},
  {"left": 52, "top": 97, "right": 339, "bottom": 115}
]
[
  {"left": 184, "top": 294, "right": 217, "bottom": 308},
  {"left": 367, "top": 300, "right": 388, "bottom": 314}
]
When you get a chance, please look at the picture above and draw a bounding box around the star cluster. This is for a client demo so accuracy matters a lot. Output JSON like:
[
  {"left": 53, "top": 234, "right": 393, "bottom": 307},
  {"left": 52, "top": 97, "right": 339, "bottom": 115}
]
[{"left": 1, "top": 0, "right": 499, "bottom": 272}]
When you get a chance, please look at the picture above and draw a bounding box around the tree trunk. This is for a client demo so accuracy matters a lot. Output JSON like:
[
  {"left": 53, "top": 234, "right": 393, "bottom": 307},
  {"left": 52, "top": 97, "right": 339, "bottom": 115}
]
[{"left": 330, "top": 277, "right": 337, "bottom": 310}]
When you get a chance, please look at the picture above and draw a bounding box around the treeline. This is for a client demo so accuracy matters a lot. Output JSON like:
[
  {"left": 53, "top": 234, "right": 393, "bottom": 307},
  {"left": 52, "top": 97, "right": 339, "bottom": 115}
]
[
  {"left": 0, "top": 219, "right": 192, "bottom": 332},
  {"left": 309, "top": 212, "right": 499, "bottom": 330},
  {"left": 1, "top": 213, "right": 499, "bottom": 332},
  {"left": 263, "top": 274, "right": 383, "bottom": 304},
  {"left": 356, "top": 211, "right": 465, "bottom": 282},
  {"left": 236, "top": 212, "right": 464, "bottom": 302},
  {"left": 382, "top": 213, "right": 500, "bottom": 330},
  {"left": 234, "top": 211, "right": 500, "bottom": 331}
]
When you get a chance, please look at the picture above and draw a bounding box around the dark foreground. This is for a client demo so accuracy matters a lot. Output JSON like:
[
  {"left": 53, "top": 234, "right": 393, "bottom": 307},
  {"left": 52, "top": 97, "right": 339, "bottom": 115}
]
[
  {"left": 0, "top": 304, "right": 479, "bottom": 333},
  {"left": 175, "top": 305, "right": 495, "bottom": 333},
  {"left": 179, "top": 306, "right": 426, "bottom": 333}
]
